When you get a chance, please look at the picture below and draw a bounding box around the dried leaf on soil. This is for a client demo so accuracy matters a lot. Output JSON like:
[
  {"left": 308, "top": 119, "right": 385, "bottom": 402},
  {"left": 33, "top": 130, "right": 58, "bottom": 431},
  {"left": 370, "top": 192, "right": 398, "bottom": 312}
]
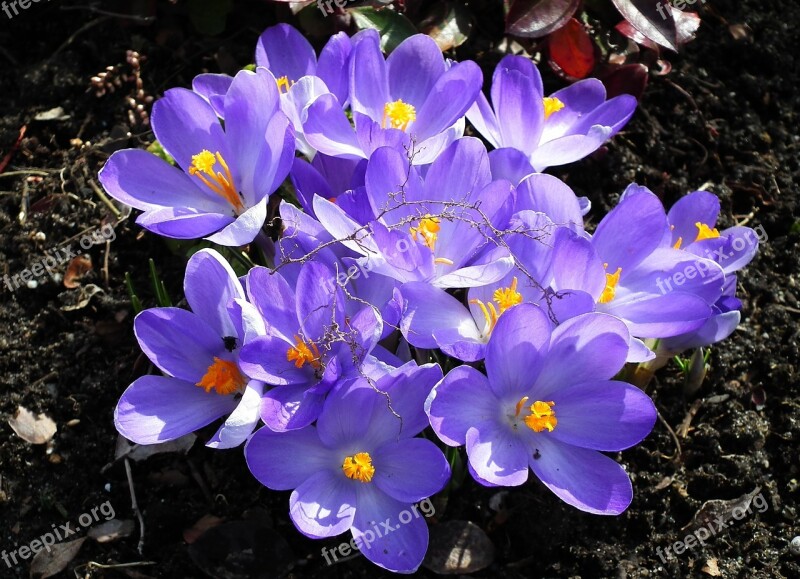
[
  {"left": 87, "top": 518, "right": 135, "bottom": 543},
  {"left": 8, "top": 406, "right": 57, "bottom": 444},
  {"left": 29, "top": 537, "right": 85, "bottom": 579},
  {"left": 424, "top": 520, "right": 495, "bottom": 574}
]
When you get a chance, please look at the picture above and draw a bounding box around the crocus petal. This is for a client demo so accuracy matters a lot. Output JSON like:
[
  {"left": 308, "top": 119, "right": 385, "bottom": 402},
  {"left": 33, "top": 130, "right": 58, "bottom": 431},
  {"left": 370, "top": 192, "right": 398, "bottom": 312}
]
[
  {"left": 399, "top": 282, "right": 483, "bottom": 350},
  {"left": 606, "top": 292, "right": 711, "bottom": 338},
  {"left": 255, "top": 23, "right": 317, "bottom": 81},
  {"left": 238, "top": 335, "right": 312, "bottom": 386},
  {"left": 412, "top": 60, "right": 483, "bottom": 142},
  {"left": 290, "top": 470, "right": 356, "bottom": 539},
  {"left": 317, "top": 31, "right": 353, "bottom": 104},
  {"left": 115, "top": 375, "right": 236, "bottom": 444},
  {"left": 434, "top": 257, "right": 516, "bottom": 289},
  {"left": 245, "top": 424, "right": 333, "bottom": 490},
  {"left": 660, "top": 310, "right": 741, "bottom": 352},
  {"left": 349, "top": 31, "right": 390, "bottom": 121},
  {"left": 206, "top": 380, "right": 265, "bottom": 449},
  {"left": 592, "top": 189, "right": 669, "bottom": 272},
  {"left": 99, "top": 149, "right": 225, "bottom": 212},
  {"left": 261, "top": 383, "right": 327, "bottom": 432},
  {"left": 246, "top": 266, "right": 299, "bottom": 343},
  {"left": 386, "top": 34, "right": 445, "bottom": 109},
  {"left": 192, "top": 73, "right": 232, "bottom": 117},
  {"left": 304, "top": 94, "right": 365, "bottom": 158},
  {"left": 466, "top": 419, "right": 529, "bottom": 487},
  {"left": 204, "top": 196, "right": 268, "bottom": 246},
  {"left": 529, "top": 126, "right": 611, "bottom": 172},
  {"left": 372, "top": 362, "right": 443, "bottom": 440},
  {"left": 550, "top": 227, "right": 606, "bottom": 299},
  {"left": 668, "top": 190, "right": 720, "bottom": 247},
  {"left": 296, "top": 261, "right": 345, "bottom": 342},
  {"left": 136, "top": 207, "right": 234, "bottom": 239},
  {"left": 533, "top": 312, "right": 630, "bottom": 397},
  {"left": 425, "top": 365, "right": 498, "bottom": 447},
  {"left": 627, "top": 337, "right": 656, "bottom": 362},
  {"left": 465, "top": 91, "right": 502, "bottom": 149},
  {"left": 184, "top": 248, "right": 244, "bottom": 339},
  {"left": 547, "top": 380, "right": 656, "bottom": 451},
  {"left": 719, "top": 226, "right": 759, "bottom": 273},
  {"left": 515, "top": 173, "right": 583, "bottom": 232},
  {"left": 490, "top": 65, "right": 544, "bottom": 153},
  {"left": 352, "top": 485, "right": 428, "bottom": 573},
  {"left": 488, "top": 147, "right": 535, "bottom": 184},
  {"left": 134, "top": 307, "right": 223, "bottom": 382},
  {"left": 528, "top": 437, "right": 633, "bottom": 515},
  {"left": 485, "top": 304, "right": 551, "bottom": 399},
  {"left": 223, "top": 69, "right": 281, "bottom": 202},
  {"left": 540, "top": 78, "right": 607, "bottom": 142},
  {"left": 151, "top": 87, "right": 229, "bottom": 177},
  {"left": 373, "top": 438, "right": 450, "bottom": 503}
]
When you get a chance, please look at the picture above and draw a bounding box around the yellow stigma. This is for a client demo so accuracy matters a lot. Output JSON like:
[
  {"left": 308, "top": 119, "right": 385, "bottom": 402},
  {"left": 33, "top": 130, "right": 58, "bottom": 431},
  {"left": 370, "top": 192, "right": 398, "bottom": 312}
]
[
  {"left": 196, "top": 357, "right": 246, "bottom": 396},
  {"left": 522, "top": 399, "right": 557, "bottom": 433},
  {"left": 342, "top": 452, "right": 375, "bottom": 483},
  {"left": 286, "top": 334, "right": 322, "bottom": 370},
  {"left": 409, "top": 215, "right": 440, "bottom": 251},
  {"left": 694, "top": 222, "right": 720, "bottom": 242},
  {"left": 598, "top": 263, "right": 622, "bottom": 304},
  {"left": 382, "top": 99, "right": 416, "bottom": 131},
  {"left": 543, "top": 97, "right": 565, "bottom": 119},
  {"left": 276, "top": 75, "right": 294, "bottom": 94},
  {"left": 189, "top": 149, "right": 244, "bottom": 211},
  {"left": 469, "top": 277, "right": 523, "bottom": 336}
]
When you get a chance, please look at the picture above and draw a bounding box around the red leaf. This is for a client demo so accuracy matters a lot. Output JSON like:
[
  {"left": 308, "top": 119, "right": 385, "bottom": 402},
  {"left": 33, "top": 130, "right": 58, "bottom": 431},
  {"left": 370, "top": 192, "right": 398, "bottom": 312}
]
[
  {"left": 506, "top": 0, "right": 580, "bottom": 39},
  {"left": 610, "top": 0, "right": 678, "bottom": 51},
  {"left": 548, "top": 19, "right": 596, "bottom": 80},
  {"left": 601, "top": 63, "right": 649, "bottom": 99}
]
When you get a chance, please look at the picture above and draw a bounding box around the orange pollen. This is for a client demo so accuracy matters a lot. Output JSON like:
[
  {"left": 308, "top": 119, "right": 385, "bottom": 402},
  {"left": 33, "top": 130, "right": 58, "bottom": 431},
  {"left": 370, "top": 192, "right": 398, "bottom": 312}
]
[
  {"left": 694, "top": 222, "right": 720, "bottom": 242},
  {"left": 196, "top": 357, "right": 247, "bottom": 396},
  {"left": 598, "top": 263, "right": 622, "bottom": 304},
  {"left": 522, "top": 400, "right": 557, "bottom": 433},
  {"left": 342, "top": 452, "right": 375, "bottom": 483},
  {"left": 409, "top": 215, "right": 440, "bottom": 251},
  {"left": 286, "top": 334, "right": 322, "bottom": 369},
  {"left": 189, "top": 150, "right": 244, "bottom": 211},
  {"left": 470, "top": 277, "right": 523, "bottom": 336}
]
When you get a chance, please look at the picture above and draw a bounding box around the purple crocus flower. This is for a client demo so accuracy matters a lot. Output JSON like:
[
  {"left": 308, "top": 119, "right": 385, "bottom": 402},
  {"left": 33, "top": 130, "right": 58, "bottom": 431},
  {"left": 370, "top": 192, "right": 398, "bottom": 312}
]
[
  {"left": 100, "top": 68, "right": 294, "bottom": 246},
  {"left": 303, "top": 30, "right": 482, "bottom": 164},
  {"left": 245, "top": 362, "right": 450, "bottom": 573},
  {"left": 547, "top": 187, "right": 725, "bottom": 347},
  {"left": 467, "top": 55, "right": 636, "bottom": 172},
  {"left": 237, "top": 261, "right": 382, "bottom": 432},
  {"left": 656, "top": 189, "right": 759, "bottom": 351},
  {"left": 313, "top": 138, "right": 515, "bottom": 289},
  {"left": 115, "top": 249, "right": 265, "bottom": 448},
  {"left": 193, "top": 24, "right": 352, "bottom": 157},
  {"left": 426, "top": 304, "right": 656, "bottom": 514}
]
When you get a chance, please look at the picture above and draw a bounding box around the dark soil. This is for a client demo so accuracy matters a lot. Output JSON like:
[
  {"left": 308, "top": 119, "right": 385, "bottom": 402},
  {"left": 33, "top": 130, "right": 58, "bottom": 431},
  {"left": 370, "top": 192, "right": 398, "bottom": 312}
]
[{"left": 1, "top": 1, "right": 798, "bottom": 578}]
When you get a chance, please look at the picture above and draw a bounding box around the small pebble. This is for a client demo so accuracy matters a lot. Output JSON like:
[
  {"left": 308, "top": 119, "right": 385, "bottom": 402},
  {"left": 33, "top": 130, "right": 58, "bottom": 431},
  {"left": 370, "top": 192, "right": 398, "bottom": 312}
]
[
  {"left": 33, "top": 232, "right": 46, "bottom": 241},
  {"left": 790, "top": 536, "right": 800, "bottom": 556},
  {"left": 26, "top": 279, "right": 38, "bottom": 289}
]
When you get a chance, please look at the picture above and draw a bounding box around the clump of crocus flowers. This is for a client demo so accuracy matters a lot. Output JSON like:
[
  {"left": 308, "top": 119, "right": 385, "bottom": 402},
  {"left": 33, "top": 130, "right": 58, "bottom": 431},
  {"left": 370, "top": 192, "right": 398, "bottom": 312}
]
[{"left": 101, "top": 23, "right": 760, "bottom": 574}]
